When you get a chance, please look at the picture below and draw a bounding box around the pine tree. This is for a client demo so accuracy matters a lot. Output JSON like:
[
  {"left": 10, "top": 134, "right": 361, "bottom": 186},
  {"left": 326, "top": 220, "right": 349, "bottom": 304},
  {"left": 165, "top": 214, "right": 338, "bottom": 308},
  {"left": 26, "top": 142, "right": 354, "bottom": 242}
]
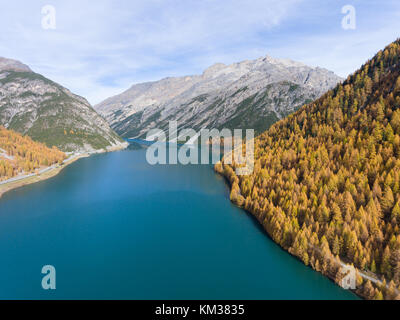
[
  {"left": 381, "top": 186, "right": 395, "bottom": 215},
  {"left": 371, "top": 260, "right": 377, "bottom": 273},
  {"left": 332, "top": 236, "right": 340, "bottom": 256},
  {"left": 374, "top": 289, "right": 384, "bottom": 300}
]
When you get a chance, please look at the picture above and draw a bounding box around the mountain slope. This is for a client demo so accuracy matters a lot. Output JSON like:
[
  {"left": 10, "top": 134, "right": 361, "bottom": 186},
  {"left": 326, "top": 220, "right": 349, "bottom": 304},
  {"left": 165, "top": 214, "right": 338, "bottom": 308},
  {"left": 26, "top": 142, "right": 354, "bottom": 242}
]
[
  {"left": 0, "top": 126, "right": 65, "bottom": 181},
  {"left": 96, "top": 56, "right": 342, "bottom": 138},
  {"left": 0, "top": 58, "right": 127, "bottom": 152},
  {"left": 216, "top": 39, "right": 400, "bottom": 300}
]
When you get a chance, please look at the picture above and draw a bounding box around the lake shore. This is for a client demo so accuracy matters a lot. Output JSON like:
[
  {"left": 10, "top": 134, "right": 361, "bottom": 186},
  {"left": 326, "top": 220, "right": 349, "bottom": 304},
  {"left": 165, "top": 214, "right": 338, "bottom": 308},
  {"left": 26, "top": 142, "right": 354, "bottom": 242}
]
[
  {"left": 214, "top": 161, "right": 391, "bottom": 301},
  {"left": 0, "top": 142, "right": 129, "bottom": 199},
  {"left": 0, "top": 154, "right": 87, "bottom": 199}
]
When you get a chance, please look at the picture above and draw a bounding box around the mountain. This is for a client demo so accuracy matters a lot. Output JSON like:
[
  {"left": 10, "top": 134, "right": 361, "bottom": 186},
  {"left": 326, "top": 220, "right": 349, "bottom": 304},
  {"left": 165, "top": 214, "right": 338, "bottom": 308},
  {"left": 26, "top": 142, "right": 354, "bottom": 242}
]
[
  {"left": 216, "top": 39, "right": 400, "bottom": 300},
  {"left": 0, "top": 57, "right": 127, "bottom": 153},
  {"left": 0, "top": 57, "right": 31, "bottom": 72},
  {"left": 95, "top": 55, "right": 342, "bottom": 139}
]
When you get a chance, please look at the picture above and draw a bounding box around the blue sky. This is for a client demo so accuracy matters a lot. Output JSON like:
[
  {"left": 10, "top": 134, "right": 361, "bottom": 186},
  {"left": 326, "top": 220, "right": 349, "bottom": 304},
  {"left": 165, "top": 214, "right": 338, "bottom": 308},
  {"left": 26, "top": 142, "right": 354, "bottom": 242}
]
[{"left": 0, "top": 0, "right": 399, "bottom": 104}]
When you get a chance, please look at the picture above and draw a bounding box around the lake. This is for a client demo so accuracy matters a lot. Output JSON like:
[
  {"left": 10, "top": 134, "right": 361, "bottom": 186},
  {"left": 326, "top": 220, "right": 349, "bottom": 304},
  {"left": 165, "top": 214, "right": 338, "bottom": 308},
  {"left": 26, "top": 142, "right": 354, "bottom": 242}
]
[{"left": 0, "top": 143, "right": 358, "bottom": 299}]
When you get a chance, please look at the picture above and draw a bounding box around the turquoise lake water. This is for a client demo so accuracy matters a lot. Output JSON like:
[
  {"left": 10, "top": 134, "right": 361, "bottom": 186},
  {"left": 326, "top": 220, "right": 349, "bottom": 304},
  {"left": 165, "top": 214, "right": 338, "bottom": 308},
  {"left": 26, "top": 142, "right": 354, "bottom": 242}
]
[{"left": 0, "top": 144, "right": 358, "bottom": 299}]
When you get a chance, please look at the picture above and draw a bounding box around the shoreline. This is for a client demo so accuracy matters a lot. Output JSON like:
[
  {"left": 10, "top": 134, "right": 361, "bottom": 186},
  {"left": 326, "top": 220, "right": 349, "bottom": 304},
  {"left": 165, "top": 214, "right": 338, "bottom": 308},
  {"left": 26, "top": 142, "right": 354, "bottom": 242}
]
[
  {"left": 0, "top": 154, "right": 87, "bottom": 199},
  {"left": 214, "top": 161, "right": 397, "bottom": 301},
  {"left": 0, "top": 142, "right": 128, "bottom": 199}
]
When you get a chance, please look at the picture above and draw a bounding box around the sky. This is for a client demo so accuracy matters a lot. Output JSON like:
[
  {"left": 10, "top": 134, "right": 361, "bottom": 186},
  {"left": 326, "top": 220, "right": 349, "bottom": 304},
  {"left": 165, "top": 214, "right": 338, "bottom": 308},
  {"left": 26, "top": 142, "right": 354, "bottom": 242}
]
[{"left": 0, "top": 0, "right": 399, "bottom": 105}]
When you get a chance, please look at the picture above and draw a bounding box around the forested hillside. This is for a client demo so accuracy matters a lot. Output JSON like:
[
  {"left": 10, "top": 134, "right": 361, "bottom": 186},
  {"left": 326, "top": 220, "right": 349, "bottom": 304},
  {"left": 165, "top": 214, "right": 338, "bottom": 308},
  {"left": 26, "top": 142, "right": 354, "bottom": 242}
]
[
  {"left": 0, "top": 126, "right": 65, "bottom": 181},
  {"left": 216, "top": 39, "right": 400, "bottom": 299}
]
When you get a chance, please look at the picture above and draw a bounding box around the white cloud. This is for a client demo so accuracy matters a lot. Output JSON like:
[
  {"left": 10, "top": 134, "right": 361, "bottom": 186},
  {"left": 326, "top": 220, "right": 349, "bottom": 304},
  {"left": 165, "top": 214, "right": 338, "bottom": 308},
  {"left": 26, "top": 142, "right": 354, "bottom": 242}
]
[{"left": 0, "top": 0, "right": 399, "bottom": 104}]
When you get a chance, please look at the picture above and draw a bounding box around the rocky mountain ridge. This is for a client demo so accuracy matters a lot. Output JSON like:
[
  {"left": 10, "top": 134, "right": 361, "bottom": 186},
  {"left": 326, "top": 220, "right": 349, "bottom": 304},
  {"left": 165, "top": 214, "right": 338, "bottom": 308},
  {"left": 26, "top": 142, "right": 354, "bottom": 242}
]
[{"left": 96, "top": 55, "right": 343, "bottom": 138}]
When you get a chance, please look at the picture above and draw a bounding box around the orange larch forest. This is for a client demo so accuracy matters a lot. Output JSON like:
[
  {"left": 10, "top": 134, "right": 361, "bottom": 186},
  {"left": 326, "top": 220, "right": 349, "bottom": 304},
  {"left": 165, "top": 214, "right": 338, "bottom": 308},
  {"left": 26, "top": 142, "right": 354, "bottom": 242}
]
[{"left": 0, "top": 126, "right": 66, "bottom": 181}]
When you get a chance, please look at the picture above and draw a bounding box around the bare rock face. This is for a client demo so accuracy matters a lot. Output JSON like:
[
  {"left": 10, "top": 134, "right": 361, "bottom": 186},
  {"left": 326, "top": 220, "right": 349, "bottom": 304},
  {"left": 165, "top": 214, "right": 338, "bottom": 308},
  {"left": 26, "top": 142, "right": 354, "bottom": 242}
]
[
  {"left": 95, "top": 55, "right": 343, "bottom": 138},
  {"left": 0, "top": 57, "right": 31, "bottom": 72},
  {"left": 0, "top": 57, "right": 126, "bottom": 153}
]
